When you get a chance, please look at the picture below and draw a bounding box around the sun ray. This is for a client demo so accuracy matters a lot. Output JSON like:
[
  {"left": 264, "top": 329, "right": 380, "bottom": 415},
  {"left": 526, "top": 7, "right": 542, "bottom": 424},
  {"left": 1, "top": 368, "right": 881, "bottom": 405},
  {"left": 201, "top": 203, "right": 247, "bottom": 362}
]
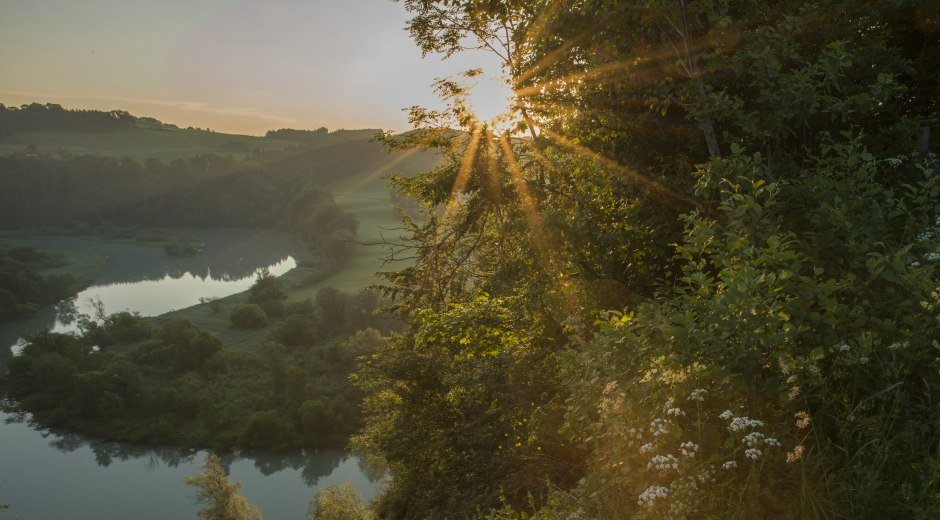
[
  {"left": 482, "top": 129, "right": 504, "bottom": 205},
  {"left": 536, "top": 126, "right": 697, "bottom": 212},
  {"left": 440, "top": 124, "right": 483, "bottom": 223},
  {"left": 514, "top": 34, "right": 585, "bottom": 87},
  {"left": 513, "top": 38, "right": 703, "bottom": 101},
  {"left": 494, "top": 132, "right": 582, "bottom": 309},
  {"left": 514, "top": 0, "right": 568, "bottom": 72},
  {"left": 333, "top": 147, "right": 420, "bottom": 199}
]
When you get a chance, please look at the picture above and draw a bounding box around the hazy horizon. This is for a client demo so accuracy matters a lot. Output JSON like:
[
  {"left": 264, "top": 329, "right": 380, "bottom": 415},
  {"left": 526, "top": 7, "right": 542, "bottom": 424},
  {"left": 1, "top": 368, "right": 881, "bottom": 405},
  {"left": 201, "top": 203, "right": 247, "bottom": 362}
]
[{"left": 0, "top": 0, "right": 507, "bottom": 135}]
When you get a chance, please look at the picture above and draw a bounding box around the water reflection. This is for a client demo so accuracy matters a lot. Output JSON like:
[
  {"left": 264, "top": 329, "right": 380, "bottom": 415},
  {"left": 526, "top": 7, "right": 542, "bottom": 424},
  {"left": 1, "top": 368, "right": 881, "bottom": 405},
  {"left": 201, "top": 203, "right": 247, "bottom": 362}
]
[
  {"left": 0, "top": 410, "right": 378, "bottom": 520},
  {"left": 0, "top": 231, "right": 377, "bottom": 519},
  {"left": 1, "top": 230, "right": 301, "bottom": 360}
]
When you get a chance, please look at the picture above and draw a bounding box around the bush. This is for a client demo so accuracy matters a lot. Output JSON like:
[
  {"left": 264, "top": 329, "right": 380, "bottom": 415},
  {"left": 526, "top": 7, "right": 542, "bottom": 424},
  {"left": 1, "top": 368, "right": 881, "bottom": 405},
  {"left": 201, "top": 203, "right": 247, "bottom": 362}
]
[
  {"left": 260, "top": 299, "right": 285, "bottom": 318},
  {"left": 101, "top": 311, "right": 152, "bottom": 343},
  {"left": 275, "top": 315, "right": 317, "bottom": 347},
  {"left": 309, "top": 483, "right": 373, "bottom": 520},
  {"left": 248, "top": 269, "right": 286, "bottom": 304},
  {"left": 229, "top": 304, "right": 268, "bottom": 329}
]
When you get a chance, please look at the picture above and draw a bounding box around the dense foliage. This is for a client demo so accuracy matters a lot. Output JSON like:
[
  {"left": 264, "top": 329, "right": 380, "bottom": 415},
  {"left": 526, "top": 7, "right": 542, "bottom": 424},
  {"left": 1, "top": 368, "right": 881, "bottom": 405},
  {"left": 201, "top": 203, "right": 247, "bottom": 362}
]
[
  {"left": 0, "top": 153, "right": 355, "bottom": 235},
  {"left": 353, "top": 0, "right": 940, "bottom": 518},
  {"left": 0, "top": 241, "right": 77, "bottom": 320},
  {"left": 4, "top": 282, "right": 394, "bottom": 452}
]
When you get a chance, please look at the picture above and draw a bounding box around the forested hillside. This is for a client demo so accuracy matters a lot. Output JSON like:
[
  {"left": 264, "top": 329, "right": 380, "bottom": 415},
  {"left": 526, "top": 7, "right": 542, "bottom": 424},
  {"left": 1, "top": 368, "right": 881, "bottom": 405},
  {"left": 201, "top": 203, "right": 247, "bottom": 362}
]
[{"left": 343, "top": 1, "right": 940, "bottom": 518}]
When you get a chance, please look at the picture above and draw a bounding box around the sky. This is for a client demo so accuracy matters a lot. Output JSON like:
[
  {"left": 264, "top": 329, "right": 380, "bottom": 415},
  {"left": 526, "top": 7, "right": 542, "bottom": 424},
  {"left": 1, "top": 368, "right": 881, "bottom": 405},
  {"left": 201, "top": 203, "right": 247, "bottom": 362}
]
[{"left": 0, "top": 0, "right": 509, "bottom": 135}]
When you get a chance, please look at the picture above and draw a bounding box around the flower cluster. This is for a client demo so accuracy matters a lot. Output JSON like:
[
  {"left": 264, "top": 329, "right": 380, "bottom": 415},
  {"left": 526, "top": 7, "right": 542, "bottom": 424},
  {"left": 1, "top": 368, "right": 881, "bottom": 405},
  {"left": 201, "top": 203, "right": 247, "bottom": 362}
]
[
  {"left": 728, "top": 415, "right": 764, "bottom": 432},
  {"left": 720, "top": 410, "right": 780, "bottom": 463},
  {"left": 638, "top": 485, "right": 670, "bottom": 506},
  {"left": 647, "top": 454, "right": 679, "bottom": 472},
  {"left": 650, "top": 418, "right": 669, "bottom": 437}
]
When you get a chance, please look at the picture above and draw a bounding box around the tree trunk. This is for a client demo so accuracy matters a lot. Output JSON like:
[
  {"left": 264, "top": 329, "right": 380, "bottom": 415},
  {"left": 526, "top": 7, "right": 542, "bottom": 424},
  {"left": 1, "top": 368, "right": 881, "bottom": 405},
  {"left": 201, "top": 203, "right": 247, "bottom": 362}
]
[
  {"left": 678, "top": 0, "right": 721, "bottom": 160},
  {"left": 918, "top": 124, "right": 930, "bottom": 157}
]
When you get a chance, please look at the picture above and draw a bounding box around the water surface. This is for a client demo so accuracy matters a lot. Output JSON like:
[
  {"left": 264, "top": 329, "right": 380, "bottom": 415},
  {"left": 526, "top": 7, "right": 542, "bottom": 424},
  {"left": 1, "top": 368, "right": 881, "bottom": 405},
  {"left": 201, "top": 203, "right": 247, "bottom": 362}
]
[
  {"left": 0, "top": 230, "right": 377, "bottom": 518},
  {"left": 0, "top": 410, "right": 378, "bottom": 519}
]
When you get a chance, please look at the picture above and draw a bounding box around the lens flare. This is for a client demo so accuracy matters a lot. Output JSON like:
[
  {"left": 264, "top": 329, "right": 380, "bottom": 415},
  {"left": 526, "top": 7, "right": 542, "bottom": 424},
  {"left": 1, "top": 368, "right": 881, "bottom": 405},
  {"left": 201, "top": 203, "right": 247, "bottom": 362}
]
[{"left": 467, "top": 75, "right": 516, "bottom": 130}]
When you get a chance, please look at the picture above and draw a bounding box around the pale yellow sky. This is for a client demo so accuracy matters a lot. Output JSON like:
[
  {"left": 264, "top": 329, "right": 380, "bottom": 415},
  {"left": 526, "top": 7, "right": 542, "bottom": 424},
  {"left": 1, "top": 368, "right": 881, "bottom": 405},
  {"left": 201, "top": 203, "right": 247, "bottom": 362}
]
[{"left": 0, "top": 0, "right": 507, "bottom": 135}]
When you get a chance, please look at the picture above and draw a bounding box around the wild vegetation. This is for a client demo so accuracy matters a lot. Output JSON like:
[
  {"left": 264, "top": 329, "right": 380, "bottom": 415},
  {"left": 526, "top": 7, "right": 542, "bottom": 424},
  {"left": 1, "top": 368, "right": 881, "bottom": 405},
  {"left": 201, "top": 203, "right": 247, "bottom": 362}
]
[
  {"left": 0, "top": 241, "right": 79, "bottom": 321},
  {"left": 4, "top": 272, "right": 394, "bottom": 451},
  {"left": 4, "top": 2, "right": 939, "bottom": 518},
  {"left": 0, "top": 108, "right": 432, "bottom": 455},
  {"left": 345, "top": 1, "right": 940, "bottom": 518}
]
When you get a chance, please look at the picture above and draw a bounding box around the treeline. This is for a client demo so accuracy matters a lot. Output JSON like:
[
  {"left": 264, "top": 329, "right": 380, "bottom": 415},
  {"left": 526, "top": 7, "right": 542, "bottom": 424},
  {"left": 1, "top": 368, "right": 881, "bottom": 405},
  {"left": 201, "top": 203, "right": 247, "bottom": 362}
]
[
  {"left": 265, "top": 127, "right": 380, "bottom": 146},
  {"left": 0, "top": 241, "right": 76, "bottom": 321},
  {"left": 0, "top": 103, "right": 136, "bottom": 135},
  {"left": 0, "top": 153, "right": 358, "bottom": 262},
  {"left": 4, "top": 279, "right": 395, "bottom": 451},
  {"left": 265, "top": 127, "right": 329, "bottom": 141}
]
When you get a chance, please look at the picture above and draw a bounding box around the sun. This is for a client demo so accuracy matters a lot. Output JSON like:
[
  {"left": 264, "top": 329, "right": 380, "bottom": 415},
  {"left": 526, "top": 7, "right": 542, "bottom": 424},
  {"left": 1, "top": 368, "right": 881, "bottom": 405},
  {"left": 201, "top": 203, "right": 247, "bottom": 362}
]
[{"left": 466, "top": 73, "right": 517, "bottom": 130}]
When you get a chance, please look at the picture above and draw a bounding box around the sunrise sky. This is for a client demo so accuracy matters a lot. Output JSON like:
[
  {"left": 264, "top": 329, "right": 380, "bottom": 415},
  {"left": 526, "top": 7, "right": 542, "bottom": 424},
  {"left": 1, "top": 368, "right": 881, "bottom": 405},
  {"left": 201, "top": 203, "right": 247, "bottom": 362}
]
[{"left": 0, "top": 0, "right": 507, "bottom": 135}]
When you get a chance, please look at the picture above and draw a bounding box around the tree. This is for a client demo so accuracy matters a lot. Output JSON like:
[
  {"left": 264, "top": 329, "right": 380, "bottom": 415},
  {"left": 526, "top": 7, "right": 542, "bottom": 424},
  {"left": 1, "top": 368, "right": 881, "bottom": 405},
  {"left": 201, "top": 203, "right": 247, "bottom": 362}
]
[
  {"left": 229, "top": 304, "right": 268, "bottom": 329},
  {"left": 248, "top": 269, "right": 287, "bottom": 305},
  {"left": 184, "top": 455, "right": 263, "bottom": 520},
  {"left": 354, "top": 0, "right": 940, "bottom": 517},
  {"left": 309, "top": 483, "right": 372, "bottom": 520}
]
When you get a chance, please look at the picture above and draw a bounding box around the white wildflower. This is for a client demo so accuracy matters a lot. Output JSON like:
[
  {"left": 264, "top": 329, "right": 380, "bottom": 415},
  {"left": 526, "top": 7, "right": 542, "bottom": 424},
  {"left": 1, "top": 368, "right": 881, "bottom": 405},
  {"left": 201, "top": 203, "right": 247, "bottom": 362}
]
[
  {"left": 729, "top": 416, "right": 764, "bottom": 432},
  {"left": 689, "top": 388, "right": 707, "bottom": 402},
  {"left": 719, "top": 410, "right": 734, "bottom": 420},
  {"left": 638, "top": 485, "right": 670, "bottom": 506},
  {"left": 885, "top": 157, "right": 903, "bottom": 167},
  {"left": 650, "top": 418, "right": 668, "bottom": 437},
  {"left": 639, "top": 442, "right": 654, "bottom": 454},
  {"left": 647, "top": 454, "right": 679, "bottom": 471},
  {"left": 764, "top": 437, "right": 781, "bottom": 447},
  {"left": 745, "top": 448, "right": 762, "bottom": 460},
  {"left": 722, "top": 460, "right": 737, "bottom": 470},
  {"left": 860, "top": 356, "right": 869, "bottom": 364},
  {"left": 838, "top": 344, "right": 851, "bottom": 352},
  {"left": 665, "top": 407, "right": 685, "bottom": 417},
  {"left": 925, "top": 252, "right": 940, "bottom": 262},
  {"left": 911, "top": 261, "right": 921, "bottom": 267},
  {"left": 742, "top": 431, "right": 765, "bottom": 447},
  {"left": 680, "top": 441, "right": 699, "bottom": 457}
]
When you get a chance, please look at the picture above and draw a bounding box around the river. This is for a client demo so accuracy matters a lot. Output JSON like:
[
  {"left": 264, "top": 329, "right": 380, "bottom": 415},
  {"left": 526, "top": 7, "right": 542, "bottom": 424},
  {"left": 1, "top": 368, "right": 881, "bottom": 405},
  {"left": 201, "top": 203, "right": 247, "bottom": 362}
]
[{"left": 0, "top": 231, "right": 378, "bottom": 519}]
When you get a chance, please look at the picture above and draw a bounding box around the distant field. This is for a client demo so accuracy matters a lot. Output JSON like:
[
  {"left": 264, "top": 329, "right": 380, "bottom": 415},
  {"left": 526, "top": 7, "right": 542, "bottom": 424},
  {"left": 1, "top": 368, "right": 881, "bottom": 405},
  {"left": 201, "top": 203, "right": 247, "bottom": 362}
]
[
  {"left": 0, "top": 118, "right": 438, "bottom": 346},
  {"left": 291, "top": 155, "right": 420, "bottom": 298},
  {"left": 0, "top": 126, "right": 296, "bottom": 162}
]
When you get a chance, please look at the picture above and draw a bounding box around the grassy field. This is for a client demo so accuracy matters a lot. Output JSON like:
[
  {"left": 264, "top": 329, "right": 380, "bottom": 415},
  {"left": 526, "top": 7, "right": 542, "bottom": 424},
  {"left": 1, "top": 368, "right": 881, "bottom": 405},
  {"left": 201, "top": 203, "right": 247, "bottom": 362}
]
[
  {"left": 149, "top": 151, "right": 426, "bottom": 346},
  {"left": 0, "top": 125, "right": 296, "bottom": 162},
  {"left": 287, "top": 148, "right": 435, "bottom": 299},
  {"left": 1, "top": 116, "right": 438, "bottom": 353}
]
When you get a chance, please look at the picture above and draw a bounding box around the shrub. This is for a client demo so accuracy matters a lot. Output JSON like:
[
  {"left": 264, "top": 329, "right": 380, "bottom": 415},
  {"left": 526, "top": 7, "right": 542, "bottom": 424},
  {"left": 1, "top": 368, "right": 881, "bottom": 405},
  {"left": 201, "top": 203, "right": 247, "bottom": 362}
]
[
  {"left": 230, "top": 304, "right": 268, "bottom": 329},
  {"left": 275, "top": 314, "right": 317, "bottom": 347}
]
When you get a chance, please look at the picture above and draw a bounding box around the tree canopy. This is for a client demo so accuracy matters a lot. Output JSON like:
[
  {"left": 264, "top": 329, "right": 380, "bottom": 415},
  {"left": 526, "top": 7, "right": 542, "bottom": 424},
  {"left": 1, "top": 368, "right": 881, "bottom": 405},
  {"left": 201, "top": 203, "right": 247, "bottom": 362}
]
[{"left": 353, "top": 0, "right": 940, "bottom": 517}]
